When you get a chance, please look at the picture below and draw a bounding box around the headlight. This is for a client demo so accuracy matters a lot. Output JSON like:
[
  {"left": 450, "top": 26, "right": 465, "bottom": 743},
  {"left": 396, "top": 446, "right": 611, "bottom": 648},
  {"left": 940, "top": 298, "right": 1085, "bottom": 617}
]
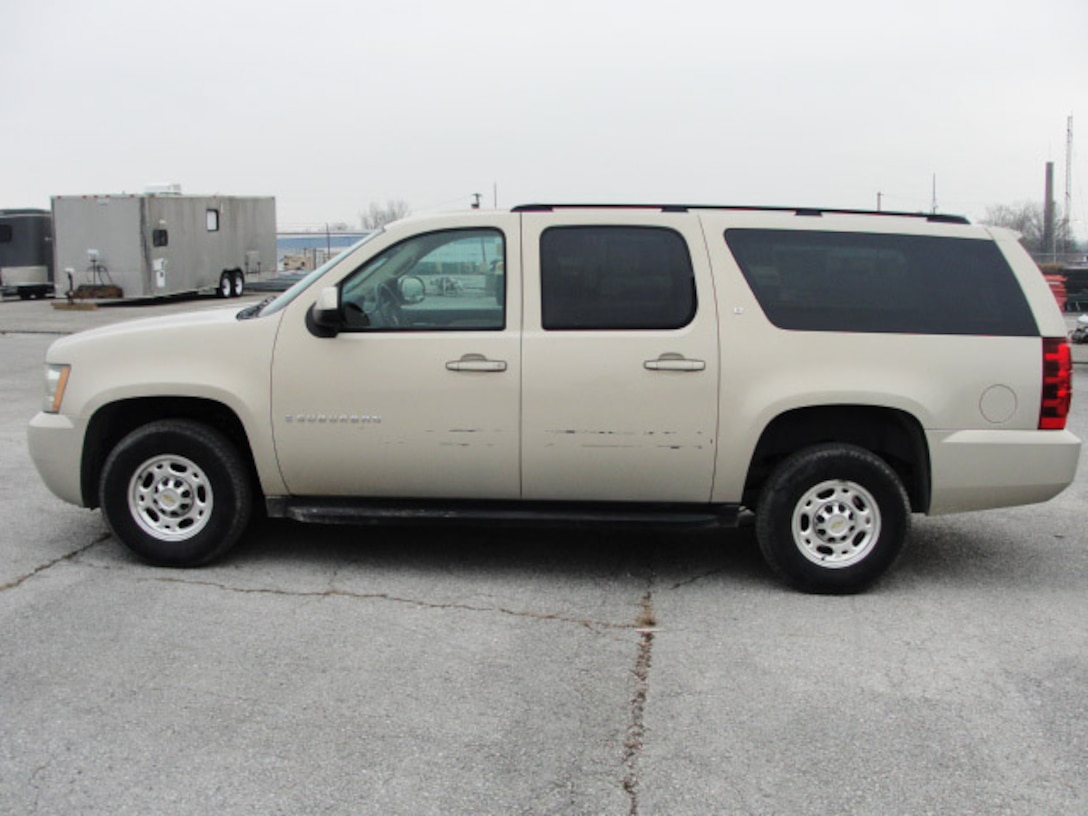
[{"left": 43, "top": 364, "right": 71, "bottom": 414}]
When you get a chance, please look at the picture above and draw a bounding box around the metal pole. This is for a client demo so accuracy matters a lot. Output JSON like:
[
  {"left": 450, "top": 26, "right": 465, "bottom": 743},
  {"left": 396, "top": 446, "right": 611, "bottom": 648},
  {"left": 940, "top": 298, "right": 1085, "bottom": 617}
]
[
  {"left": 1065, "top": 115, "right": 1074, "bottom": 254},
  {"left": 1044, "top": 162, "right": 1056, "bottom": 258}
]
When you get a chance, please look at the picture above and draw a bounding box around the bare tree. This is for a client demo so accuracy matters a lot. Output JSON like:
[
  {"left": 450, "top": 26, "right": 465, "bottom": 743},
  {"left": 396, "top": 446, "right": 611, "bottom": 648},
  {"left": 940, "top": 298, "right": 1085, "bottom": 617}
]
[
  {"left": 982, "top": 202, "right": 1077, "bottom": 254},
  {"left": 359, "top": 200, "right": 411, "bottom": 230},
  {"left": 983, "top": 202, "right": 1044, "bottom": 249}
]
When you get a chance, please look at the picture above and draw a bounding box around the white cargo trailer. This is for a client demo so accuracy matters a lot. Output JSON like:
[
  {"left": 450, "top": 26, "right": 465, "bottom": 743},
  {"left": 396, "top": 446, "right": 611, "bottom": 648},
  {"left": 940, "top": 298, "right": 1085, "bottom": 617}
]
[{"left": 52, "top": 193, "right": 275, "bottom": 299}]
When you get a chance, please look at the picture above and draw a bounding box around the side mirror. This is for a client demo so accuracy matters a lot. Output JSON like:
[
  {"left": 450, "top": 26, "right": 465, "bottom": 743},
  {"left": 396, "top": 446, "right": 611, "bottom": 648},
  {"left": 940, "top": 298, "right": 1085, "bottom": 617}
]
[
  {"left": 308, "top": 286, "right": 344, "bottom": 337},
  {"left": 398, "top": 275, "right": 426, "bottom": 304}
]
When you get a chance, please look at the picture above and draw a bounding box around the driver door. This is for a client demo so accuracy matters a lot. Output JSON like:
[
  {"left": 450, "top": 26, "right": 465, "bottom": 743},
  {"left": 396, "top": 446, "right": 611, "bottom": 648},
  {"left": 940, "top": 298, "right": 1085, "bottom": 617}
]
[{"left": 270, "top": 215, "right": 521, "bottom": 499}]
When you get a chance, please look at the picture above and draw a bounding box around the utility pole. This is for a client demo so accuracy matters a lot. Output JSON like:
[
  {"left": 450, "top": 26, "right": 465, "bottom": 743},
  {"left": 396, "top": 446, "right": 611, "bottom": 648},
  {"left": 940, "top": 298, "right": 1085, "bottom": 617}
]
[
  {"left": 1064, "top": 115, "right": 1073, "bottom": 254},
  {"left": 930, "top": 174, "right": 938, "bottom": 214}
]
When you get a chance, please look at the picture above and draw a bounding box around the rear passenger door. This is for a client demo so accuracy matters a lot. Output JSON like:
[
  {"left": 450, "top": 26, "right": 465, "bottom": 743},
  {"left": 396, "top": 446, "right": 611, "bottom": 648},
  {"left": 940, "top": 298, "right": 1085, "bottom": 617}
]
[{"left": 520, "top": 211, "right": 720, "bottom": 502}]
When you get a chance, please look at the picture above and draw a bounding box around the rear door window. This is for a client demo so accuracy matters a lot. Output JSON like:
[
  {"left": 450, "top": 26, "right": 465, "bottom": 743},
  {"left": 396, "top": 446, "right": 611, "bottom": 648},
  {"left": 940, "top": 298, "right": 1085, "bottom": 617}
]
[{"left": 541, "top": 226, "right": 696, "bottom": 330}]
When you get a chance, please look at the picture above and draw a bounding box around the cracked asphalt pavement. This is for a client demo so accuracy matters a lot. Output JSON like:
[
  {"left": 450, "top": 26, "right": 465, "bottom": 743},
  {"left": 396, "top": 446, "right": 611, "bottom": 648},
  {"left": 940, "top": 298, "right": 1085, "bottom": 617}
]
[{"left": 2, "top": 302, "right": 1088, "bottom": 814}]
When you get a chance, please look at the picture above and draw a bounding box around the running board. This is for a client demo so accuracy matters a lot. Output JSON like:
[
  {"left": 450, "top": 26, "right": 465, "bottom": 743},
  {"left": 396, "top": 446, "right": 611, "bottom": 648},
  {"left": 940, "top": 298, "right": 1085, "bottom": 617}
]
[{"left": 265, "top": 497, "right": 742, "bottom": 529}]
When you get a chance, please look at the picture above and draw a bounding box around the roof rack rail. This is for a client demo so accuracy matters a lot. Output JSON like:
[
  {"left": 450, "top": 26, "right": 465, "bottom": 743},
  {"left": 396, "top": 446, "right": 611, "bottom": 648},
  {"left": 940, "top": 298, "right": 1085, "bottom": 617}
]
[{"left": 511, "top": 203, "right": 970, "bottom": 225}]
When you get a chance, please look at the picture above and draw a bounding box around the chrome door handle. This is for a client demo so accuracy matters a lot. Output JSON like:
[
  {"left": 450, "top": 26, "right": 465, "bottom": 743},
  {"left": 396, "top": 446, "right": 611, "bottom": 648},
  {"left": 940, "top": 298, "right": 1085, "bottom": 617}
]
[
  {"left": 446, "top": 354, "right": 508, "bottom": 372},
  {"left": 644, "top": 353, "right": 706, "bottom": 372}
]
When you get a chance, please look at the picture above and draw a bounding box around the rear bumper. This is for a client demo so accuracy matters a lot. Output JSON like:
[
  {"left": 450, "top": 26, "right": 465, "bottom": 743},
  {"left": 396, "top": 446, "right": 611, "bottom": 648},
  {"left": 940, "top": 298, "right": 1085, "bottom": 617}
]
[
  {"left": 28, "top": 411, "right": 86, "bottom": 507},
  {"left": 927, "top": 428, "right": 1081, "bottom": 514}
]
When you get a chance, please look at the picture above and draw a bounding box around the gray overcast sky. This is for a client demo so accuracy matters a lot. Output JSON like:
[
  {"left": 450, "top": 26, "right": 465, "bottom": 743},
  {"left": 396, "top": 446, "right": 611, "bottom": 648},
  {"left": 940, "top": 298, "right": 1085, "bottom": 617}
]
[{"left": 5, "top": 0, "right": 1087, "bottom": 232}]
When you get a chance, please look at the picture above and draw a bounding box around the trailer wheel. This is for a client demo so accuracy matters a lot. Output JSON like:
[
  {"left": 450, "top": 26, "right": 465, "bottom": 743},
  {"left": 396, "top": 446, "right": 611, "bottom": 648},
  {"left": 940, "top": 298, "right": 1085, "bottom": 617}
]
[
  {"left": 231, "top": 271, "right": 245, "bottom": 297},
  {"left": 217, "top": 272, "right": 232, "bottom": 298}
]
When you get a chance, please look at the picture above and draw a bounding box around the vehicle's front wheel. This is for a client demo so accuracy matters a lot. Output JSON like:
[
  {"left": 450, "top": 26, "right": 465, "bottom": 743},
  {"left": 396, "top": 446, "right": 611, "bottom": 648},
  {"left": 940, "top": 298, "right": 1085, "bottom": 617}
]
[
  {"left": 99, "top": 420, "right": 252, "bottom": 566},
  {"left": 217, "top": 272, "right": 232, "bottom": 298},
  {"left": 231, "top": 270, "right": 245, "bottom": 297},
  {"left": 755, "top": 444, "right": 909, "bottom": 594}
]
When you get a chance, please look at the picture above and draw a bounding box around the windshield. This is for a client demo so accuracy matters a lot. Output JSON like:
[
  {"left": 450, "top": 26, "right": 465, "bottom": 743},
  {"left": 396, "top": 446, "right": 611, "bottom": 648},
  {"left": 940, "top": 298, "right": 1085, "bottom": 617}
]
[{"left": 255, "top": 231, "right": 383, "bottom": 318}]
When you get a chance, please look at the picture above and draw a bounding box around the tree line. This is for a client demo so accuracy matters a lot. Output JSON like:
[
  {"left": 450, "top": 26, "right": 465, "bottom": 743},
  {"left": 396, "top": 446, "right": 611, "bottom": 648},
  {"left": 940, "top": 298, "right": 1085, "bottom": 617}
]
[{"left": 983, "top": 202, "right": 1082, "bottom": 256}]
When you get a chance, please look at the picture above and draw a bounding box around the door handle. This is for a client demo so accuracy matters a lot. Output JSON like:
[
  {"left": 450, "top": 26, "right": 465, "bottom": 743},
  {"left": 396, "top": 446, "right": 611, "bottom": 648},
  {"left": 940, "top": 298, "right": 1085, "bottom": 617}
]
[
  {"left": 644, "top": 353, "right": 706, "bottom": 372},
  {"left": 446, "top": 353, "right": 508, "bottom": 372}
]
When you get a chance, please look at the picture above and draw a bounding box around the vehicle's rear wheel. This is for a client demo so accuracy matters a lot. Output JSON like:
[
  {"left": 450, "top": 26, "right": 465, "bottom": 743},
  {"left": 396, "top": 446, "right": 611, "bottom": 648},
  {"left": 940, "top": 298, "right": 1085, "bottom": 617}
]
[
  {"left": 99, "top": 420, "right": 252, "bottom": 566},
  {"left": 217, "top": 272, "right": 232, "bottom": 298},
  {"left": 231, "top": 270, "right": 245, "bottom": 297},
  {"left": 755, "top": 444, "right": 909, "bottom": 594}
]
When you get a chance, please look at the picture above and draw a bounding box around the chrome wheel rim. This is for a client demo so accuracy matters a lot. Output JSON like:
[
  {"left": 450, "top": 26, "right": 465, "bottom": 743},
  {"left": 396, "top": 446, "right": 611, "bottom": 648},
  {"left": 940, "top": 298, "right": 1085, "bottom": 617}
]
[
  {"left": 219, "top": 275, "right": 231, "bottom": 297},
  {"left": 791, "top": 479, "right": 880, "bottom": 568},
  {"left": 231, "top": 274, "right": 244, "bottom": 296},
  {"left": 128, "top": 455, "right": 213, "bottom": 541}
]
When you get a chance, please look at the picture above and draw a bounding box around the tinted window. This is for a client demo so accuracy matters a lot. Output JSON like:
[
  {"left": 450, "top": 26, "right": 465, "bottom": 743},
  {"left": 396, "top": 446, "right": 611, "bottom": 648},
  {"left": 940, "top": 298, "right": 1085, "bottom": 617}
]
[
  {"left": 725, "top": 229, "right": 1037, "bottom": 336},
  {"left": 541, "top": 226, "right": 695, "bottom": 330},
  {"left": 0, "top": 225, "right": 11, "bottom": 243},
  {"left": 339, "top": 229, "right": 505, "bottom": 331},
  {"left": 152, "top": 228, "right": 168, "bottom": 247}
]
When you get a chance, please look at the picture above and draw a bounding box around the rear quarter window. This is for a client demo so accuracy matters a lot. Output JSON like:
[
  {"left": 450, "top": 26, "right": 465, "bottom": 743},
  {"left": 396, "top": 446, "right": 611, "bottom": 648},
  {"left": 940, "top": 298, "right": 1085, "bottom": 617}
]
[{"left": 725, "top": 229, "right": 1038, "bottom": 336}]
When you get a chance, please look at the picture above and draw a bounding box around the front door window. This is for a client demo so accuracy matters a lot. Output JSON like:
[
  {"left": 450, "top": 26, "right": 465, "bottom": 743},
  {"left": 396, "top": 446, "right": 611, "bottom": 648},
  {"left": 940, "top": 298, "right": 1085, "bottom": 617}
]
[{"left": 339, "top": 229, "right": 505, "bottom": 331}]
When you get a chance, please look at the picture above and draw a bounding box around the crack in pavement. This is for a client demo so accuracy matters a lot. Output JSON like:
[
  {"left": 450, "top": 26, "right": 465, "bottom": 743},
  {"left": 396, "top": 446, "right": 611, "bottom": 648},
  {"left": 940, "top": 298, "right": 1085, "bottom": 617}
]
[
  {"left": 0, "top": 532, "right": 111, "bottom": 592},
  {"left": 669, "top": 565, "right": 729, "bottom": 591},
  {"left": 26, "top": 543, "right": 665, "bottom": 810},
  {"left": 623, "top": 580, "right": 657, "bottom": 816},
  {"left": 147, "top": 575, "right": 635, "bottom": 633}
]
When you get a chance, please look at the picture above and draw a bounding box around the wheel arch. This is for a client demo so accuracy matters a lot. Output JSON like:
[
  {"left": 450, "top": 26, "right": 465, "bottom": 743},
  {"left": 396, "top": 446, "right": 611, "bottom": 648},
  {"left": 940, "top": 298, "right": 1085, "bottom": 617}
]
[
  {"left": 81, "top": 397, "right": 259, "bottom": 509},
  {"left": 744, "top": 405, "right": 930, "bottom": 513}
]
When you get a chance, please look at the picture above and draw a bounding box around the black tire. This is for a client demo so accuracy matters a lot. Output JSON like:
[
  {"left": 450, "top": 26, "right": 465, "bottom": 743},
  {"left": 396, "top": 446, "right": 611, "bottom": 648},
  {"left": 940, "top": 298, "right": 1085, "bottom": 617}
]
[
  {"left": 217, "top": 272, "right": 232, "bottom": 299},
  {"left": 755, "top": 444, "right": 910, "bottom": 594},
  {"left": 98, "top": 420, "right": 252, "bottom": 567},
  {"left": 231, "top": 271, "right": 245, "bottom": 298}
]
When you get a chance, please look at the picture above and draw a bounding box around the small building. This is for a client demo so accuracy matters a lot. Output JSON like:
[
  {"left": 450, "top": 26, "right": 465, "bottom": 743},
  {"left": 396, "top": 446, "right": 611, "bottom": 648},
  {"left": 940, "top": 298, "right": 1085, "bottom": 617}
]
[{"left": 277, "top": 232, "right": 371, "bottom": 272}]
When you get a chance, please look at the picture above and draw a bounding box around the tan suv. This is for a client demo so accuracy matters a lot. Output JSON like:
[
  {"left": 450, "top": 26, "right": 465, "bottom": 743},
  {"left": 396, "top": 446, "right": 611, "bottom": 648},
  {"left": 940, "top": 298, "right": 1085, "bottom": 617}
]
[{"left": 28, "top": 204, "right": 1080, "bottom": 593}]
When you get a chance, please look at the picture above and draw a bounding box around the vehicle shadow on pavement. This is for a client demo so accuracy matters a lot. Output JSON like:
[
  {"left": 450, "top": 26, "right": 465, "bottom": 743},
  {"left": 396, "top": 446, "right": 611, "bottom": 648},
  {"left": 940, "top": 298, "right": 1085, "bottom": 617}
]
[
  {"left": 83, "top": 510, "right": 1085, "bottom": 595},
  {"left": 891, "top": 513, "right": 1088, "bottom": 593},
  {"left": 224, "top": 517, "right": 773, "bottom": 589}
]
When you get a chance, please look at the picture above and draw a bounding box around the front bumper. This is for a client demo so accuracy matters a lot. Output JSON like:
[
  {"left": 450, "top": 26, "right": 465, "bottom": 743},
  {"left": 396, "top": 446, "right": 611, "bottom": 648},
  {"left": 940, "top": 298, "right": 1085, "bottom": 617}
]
[{"left": 28, "top": 411, "right": 87, "bottom": 507}]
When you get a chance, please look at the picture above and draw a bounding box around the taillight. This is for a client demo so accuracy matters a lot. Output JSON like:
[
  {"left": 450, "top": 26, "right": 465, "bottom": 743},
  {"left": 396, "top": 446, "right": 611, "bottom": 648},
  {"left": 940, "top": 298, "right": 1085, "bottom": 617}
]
[{"left": 1040, "top": 337, "right": 1072, "bottom": 430}]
